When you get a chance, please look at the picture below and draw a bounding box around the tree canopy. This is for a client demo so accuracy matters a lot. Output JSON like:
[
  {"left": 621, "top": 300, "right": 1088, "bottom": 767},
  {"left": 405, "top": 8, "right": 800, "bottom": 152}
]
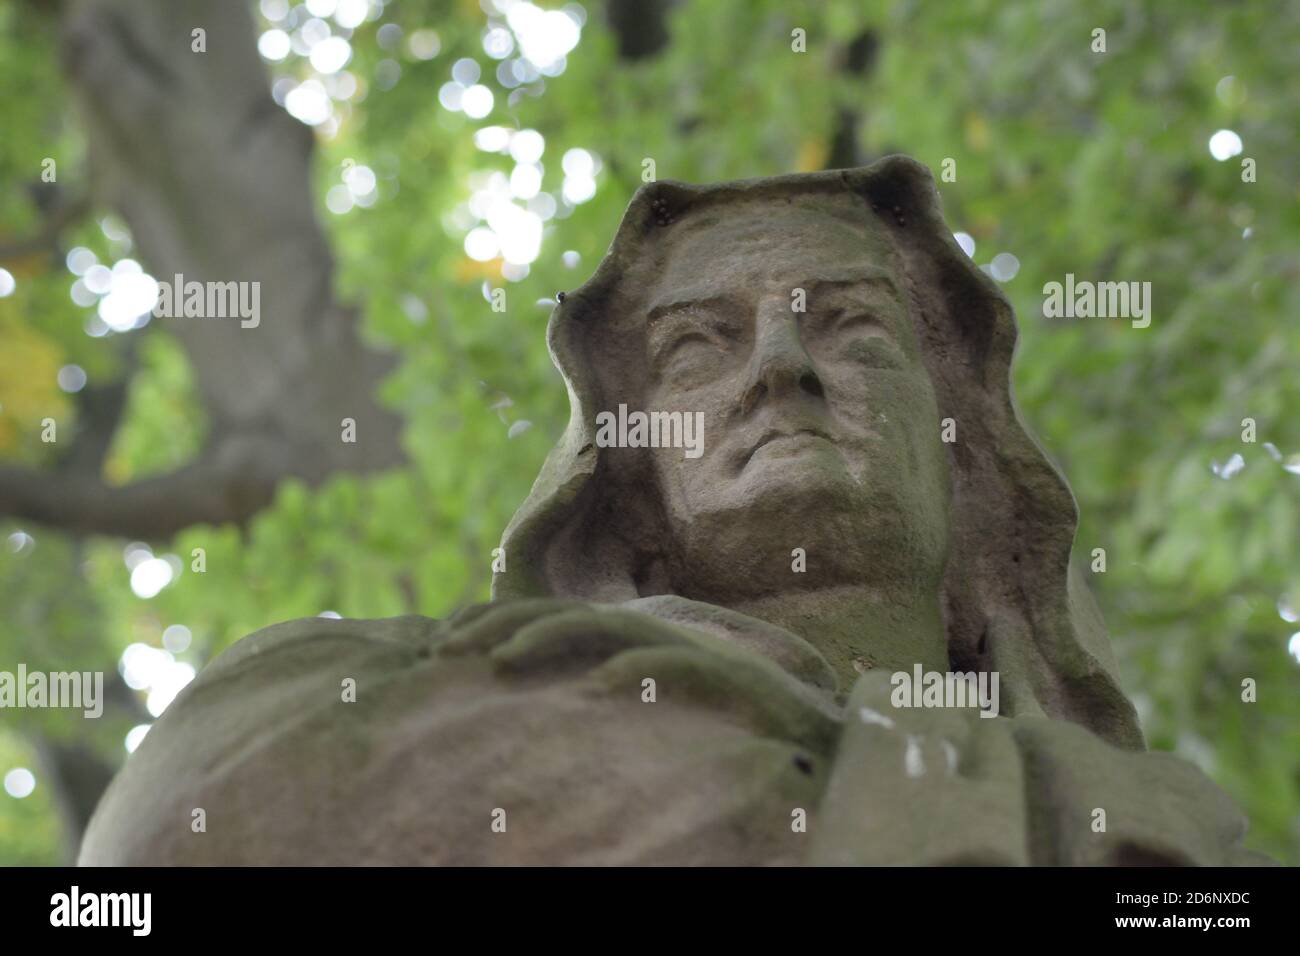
[{"left": 0, "top": 0, "right": 1296, "bottom": 865}]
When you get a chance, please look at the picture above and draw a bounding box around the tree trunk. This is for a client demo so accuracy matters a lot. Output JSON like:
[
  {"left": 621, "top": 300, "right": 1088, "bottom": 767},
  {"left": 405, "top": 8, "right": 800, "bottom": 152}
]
[{"left": 1, "top": 0, "right": 405, "bottom": 541}]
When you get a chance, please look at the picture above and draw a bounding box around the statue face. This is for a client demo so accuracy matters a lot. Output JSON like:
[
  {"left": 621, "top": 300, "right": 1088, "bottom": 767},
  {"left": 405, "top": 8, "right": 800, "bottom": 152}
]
[{"left": 636, "top": 201, "right": 950, "bottom": 596}]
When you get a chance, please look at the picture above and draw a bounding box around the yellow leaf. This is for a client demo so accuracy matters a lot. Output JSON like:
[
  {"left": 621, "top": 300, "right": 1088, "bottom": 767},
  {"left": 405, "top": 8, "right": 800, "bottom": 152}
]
[
  {"left": 795, "top": 139, "right": 829, "bottom": 172},
  {"left": 454, "top": 256, "right": 503, "bottom": 283},
  {"left": 0, "top": 320, "right": 73, "bottom": 454}
]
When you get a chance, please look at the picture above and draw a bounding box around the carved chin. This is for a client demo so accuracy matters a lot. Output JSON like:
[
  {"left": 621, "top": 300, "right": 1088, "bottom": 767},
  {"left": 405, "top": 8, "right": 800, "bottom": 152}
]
[{"left": 661, "top": 450, "right": 948, "bottom": 601}]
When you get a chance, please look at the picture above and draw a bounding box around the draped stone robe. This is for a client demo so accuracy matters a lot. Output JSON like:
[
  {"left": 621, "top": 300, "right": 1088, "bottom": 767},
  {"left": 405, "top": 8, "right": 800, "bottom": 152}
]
[{"left": 79, "top": 596, "right": 1264, "bottom": 866}]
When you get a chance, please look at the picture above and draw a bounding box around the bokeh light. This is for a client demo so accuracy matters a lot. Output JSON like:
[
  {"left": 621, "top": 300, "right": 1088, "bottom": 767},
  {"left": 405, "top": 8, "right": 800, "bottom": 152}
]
[
  {"left": 1208, "top": 129, "right": 1243, "bottom": 161},
  {"left": 3, "top": 769, "right": 35, "bottom": 800}
]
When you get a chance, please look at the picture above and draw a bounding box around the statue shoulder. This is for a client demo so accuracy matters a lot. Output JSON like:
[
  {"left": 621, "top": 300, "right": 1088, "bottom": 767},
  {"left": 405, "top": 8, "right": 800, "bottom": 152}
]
[
  {"left": 79, "top": 612, "right": 445, "bottom": 865},
  {"left": 80, "top": 600, "right": 828, "bottom": 865},
  {"left": 78, "top": 602, "right": 605, "bottom": 864},
  {"left": 200, "top": 613, "right": 443, "bottom": 679}
]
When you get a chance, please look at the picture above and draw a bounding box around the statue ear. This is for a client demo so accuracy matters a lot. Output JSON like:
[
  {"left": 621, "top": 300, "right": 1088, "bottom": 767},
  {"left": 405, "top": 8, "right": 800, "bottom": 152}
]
[
  {"left": 622, "top": 179, "right": 697, "bottom": 240},
  {"left": 850, "top": 154, "right": 943, "bottom": 230}
]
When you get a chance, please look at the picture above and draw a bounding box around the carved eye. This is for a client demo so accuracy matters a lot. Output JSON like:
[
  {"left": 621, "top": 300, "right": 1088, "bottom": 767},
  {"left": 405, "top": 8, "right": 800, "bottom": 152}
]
[
  {"left": 651, "top": 306, "right": 743, "bottom": 380},
  {"left": 659, "top": 331, "right": 721, "bottom": 376},
  {"left": 664, "top": 330, "right": 712, "bottom": 356},
  {"left": 831, "top": 312, "right": 904, "bottom": 369},
  {"left": 844, "top": 335, "right": 904, "bottom": 369},
  {"left": 828, "top": 309, "right": 877, "bottom": 333}
]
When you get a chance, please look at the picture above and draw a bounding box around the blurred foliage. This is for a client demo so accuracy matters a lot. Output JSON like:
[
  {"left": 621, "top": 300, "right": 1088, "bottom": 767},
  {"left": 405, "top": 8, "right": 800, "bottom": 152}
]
[{"left": 1, "top": 0, "right": 1296, "bottom": 864}]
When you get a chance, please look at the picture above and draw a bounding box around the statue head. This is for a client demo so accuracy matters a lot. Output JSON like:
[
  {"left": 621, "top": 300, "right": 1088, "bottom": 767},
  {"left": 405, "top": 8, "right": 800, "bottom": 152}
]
[
  {"left": 634, "top": 190, "right": 950, "bottom": 607},
  {"left": 494, "top": 156, "right": 1143, "bottom": 749}
]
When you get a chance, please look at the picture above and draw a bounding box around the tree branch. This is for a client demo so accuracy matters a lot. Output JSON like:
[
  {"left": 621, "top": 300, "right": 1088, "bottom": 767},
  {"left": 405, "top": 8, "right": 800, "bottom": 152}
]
[
  {"left": 0, "top": 452, "right": 280, "bottom": 540},
  {"left": 606, "top": 0, "right": 675, "bottom": 60},
  {"left": 826, "top": 30, "right": 879, "bottom": 170},
  {"left": 0, "top": 0, "right": 412, "bottom": 540}
]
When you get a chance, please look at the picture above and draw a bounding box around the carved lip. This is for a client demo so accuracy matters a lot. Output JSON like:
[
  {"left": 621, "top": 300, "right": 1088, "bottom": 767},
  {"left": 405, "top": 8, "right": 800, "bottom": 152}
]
[{"left": 742, "top": 427, "right": 833, "bottom": 467}]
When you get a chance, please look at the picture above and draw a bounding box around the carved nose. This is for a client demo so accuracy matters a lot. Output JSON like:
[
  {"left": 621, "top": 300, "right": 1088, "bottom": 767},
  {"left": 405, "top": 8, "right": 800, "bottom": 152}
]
[{"left": 740, "top": 315, "right": 824, "bottom": 414}]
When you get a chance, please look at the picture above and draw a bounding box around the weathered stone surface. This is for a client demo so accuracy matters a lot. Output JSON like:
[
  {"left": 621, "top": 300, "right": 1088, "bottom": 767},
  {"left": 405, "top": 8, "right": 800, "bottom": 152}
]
[{"left": 80, "top": 157, "right": 1269, "bottom": 866}]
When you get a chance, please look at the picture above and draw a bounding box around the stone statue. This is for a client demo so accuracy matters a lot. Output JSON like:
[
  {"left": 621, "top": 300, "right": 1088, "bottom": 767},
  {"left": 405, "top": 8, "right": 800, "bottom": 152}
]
[{"left": 80, "top": 157, "right": 1268, "bottom": 865}]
